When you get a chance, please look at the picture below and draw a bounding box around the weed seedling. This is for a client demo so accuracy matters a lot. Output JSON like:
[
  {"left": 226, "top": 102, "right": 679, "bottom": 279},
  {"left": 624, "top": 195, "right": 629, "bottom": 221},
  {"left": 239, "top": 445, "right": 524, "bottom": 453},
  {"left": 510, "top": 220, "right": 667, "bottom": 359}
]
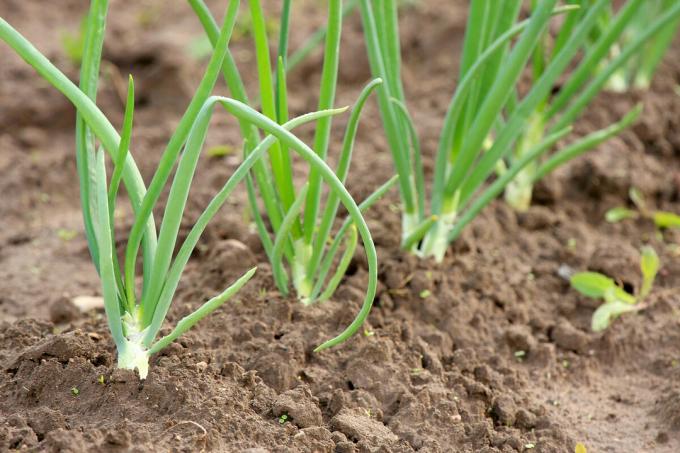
[
  {"left": 570, "top": 246, "right": 660, "bottom": 331},
  {"left": 57, "top": 229, "right": 78, "bottom": 242},
  {"left": 60, "top": 17, "right": 86, "bottom": 65},
  {"left": 606, "top": 187, "right": 680, "bottom": 230}
]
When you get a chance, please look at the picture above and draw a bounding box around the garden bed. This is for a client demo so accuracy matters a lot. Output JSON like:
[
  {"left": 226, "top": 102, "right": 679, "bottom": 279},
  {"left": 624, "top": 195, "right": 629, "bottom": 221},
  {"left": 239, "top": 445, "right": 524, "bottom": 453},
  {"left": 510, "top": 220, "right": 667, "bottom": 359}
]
[{"left": 1, "top": 1, "right": 680, "bottom": 451}]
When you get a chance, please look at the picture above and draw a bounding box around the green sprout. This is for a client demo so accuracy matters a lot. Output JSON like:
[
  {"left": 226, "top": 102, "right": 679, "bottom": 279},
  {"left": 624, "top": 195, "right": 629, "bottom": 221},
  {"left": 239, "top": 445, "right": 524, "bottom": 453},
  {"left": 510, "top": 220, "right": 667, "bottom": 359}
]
[
  {"left": 206, "top": 144, "right": 236, "bottom": 158},
  {"left": 570, "top": 246, "right": 660, "bottom": 331},
  {"left": 136, "top": 5, "right": 161, "bottom": 28},
  {"left": 60, "top": 17, "right": 86, "bottom": 65},
  {"left": 567, "top": 238, "right": 577, "bottom": 250},
  {"left": 278, "top": 414, "right": 288, "bottom": 424},
  {"left": 0, "top": 0, "right": 376, "bottom": 376},
  {"left": 359, "top": 0, "right": 680, "bottom": 261},
  {"left": 606, "top": 187, "right": 680, "bottom": 230},
  {"left": 188, "top": 0, "right": 396, "bottom": 332},
  {"left": 57, "top": 229, "right": 78, "bottom": 241}
]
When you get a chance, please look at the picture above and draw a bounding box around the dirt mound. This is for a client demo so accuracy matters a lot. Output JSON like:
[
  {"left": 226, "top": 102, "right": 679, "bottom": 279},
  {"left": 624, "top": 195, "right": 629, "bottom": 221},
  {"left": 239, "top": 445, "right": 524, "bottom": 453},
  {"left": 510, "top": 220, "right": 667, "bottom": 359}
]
[{"left": 2, "top": 0, "right": 680, "bottom": 451}]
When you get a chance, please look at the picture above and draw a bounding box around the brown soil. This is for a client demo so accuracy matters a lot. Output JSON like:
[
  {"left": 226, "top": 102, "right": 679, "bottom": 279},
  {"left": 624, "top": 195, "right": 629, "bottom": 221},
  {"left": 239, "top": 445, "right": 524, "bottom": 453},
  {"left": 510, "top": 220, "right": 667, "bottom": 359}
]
[{"left": 2, "top": 1, "right": 680, "bottom": 452}]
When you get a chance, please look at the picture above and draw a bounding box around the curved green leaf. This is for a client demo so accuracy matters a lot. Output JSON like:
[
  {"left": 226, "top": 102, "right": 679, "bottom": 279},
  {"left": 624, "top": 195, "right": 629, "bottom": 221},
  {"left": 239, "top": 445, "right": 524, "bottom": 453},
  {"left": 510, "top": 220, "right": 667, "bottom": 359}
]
[
  {"left": 639, "top": 246, "right": 659, "bottom": 299},
  {"left": 592, "top": 300, "right": 637, "bottom": 332},
  {"left": 605, "top": 207, "right": 638, "bottom": 223},
  {"left": 653, "top": 211, "right": 680, "bottom": 229},
  {"left": 571, "top": 272, "right": 616, "bottom": 299}
]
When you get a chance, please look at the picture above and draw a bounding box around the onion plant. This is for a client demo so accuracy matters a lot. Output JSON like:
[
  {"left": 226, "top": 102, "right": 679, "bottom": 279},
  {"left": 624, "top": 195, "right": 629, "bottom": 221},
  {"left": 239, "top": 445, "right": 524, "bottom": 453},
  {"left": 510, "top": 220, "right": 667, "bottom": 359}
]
[
  {"left": 596, "top": 0, "right": 680, "bottom": 91},
  {"left": 0, "top": 0, "right": 383, "bottom": 376},
  {"left": 188, "top": 0, "right": 395, "bottom": 307},
  {"left": 503, "top": 0, "right": 671, "bottom": 212},
  {"left": 360, "top": 0, "right": 680, "bottom": 261}
]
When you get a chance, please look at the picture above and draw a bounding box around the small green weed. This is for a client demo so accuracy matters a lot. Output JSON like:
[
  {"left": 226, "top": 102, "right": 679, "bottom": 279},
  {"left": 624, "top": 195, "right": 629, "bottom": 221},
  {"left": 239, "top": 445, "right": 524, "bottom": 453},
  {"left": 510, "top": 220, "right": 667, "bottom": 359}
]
[{"left": 570, "top": 246, "right": 660, "bottom": 331}]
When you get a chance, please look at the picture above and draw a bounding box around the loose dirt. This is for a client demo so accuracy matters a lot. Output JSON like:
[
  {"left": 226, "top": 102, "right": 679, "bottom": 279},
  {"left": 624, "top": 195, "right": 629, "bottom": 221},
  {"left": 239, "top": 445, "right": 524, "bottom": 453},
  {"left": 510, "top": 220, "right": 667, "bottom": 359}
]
[{"left": 1, "top": 1, "right": 680, "bottom": 452}]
